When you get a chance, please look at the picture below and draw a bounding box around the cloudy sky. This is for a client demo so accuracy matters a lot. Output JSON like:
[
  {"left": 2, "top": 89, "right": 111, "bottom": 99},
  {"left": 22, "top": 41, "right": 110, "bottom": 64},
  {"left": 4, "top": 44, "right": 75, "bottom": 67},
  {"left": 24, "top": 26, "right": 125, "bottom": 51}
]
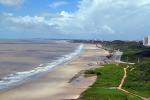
[{"left": 0, "top": 0, "right": 150, "bottom": 40}]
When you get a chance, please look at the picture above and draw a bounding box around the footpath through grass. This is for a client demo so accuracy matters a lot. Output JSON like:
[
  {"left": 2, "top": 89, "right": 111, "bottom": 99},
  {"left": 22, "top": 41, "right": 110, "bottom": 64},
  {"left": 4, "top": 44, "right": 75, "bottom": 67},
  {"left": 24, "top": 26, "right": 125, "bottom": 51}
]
[
  {"left": 123, "top": 64, "right": 150, "bottom": 98},
  {"left": 103, "top": 41, "right": 150, "bottom": 98},
  {"left": 79, "top": 64, "right": 141, "bottom": 100}
]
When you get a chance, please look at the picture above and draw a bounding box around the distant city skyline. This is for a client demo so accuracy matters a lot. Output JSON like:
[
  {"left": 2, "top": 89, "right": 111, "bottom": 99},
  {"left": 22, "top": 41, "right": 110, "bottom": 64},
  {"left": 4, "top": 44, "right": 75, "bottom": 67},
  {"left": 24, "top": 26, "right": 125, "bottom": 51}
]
[{"left": 0, "top": 0, "right": 150, "bottom": 40}]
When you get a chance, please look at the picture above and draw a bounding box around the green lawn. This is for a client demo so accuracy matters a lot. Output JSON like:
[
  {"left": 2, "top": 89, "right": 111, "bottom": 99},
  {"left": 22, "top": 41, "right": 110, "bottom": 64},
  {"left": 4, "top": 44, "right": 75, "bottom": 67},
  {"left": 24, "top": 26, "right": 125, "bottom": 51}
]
[
  {"left": 79, "top": 64, "right": 141, "bottom": 100},
  {"left": 103, "top": 41, "right": 150, "bottom": 99},
  {"left": 123, "top": 65, "right": 150, "bottom": 98}
]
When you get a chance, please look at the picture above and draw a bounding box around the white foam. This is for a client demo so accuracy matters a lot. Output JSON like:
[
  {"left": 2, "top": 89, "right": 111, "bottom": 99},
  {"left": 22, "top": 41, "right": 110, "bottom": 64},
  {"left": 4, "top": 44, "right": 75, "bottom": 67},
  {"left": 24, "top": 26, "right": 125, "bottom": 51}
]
[{"left": 0, "top": 44, "right": 84, "bottom": 90}]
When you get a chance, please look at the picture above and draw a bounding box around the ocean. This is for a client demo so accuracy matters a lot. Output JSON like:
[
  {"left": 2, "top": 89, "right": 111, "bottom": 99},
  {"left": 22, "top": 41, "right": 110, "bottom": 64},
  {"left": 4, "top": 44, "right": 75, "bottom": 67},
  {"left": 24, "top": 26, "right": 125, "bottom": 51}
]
[{"left": 0, "top": 39, "right": 83, "bottom": 90}]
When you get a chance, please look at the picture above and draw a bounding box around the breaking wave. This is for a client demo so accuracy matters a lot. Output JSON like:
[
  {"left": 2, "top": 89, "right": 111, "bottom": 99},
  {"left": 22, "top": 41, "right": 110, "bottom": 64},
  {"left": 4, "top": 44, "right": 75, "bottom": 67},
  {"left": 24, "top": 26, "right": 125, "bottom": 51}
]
[{"left": 0, "top": 44, "right": 84, "bottom": 90}]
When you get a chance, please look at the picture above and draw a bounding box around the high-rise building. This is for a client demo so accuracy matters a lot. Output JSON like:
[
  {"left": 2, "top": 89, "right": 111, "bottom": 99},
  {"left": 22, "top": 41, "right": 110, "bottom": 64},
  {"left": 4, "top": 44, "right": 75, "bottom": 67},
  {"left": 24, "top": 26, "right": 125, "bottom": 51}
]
[{"left": 143, "top": 36, "right": 150, "bottom": 46}]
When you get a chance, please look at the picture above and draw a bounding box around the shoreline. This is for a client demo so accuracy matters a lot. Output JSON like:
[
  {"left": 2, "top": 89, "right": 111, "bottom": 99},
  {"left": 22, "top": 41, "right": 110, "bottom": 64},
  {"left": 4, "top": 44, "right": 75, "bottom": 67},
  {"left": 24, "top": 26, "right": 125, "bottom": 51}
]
[
  {"left": 0, "top": 44, "right": 83, "bottom": 91},
  {"left": 0, "top": 44, "right": 109, "bottom": 100}
]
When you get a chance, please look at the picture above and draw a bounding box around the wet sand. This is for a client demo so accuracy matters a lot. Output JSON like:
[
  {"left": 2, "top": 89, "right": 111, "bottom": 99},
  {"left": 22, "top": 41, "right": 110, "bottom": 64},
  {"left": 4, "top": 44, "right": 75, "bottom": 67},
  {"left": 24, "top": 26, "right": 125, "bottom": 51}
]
[{"left": 0, "top": 44, "right": 109, "bottom": 100}]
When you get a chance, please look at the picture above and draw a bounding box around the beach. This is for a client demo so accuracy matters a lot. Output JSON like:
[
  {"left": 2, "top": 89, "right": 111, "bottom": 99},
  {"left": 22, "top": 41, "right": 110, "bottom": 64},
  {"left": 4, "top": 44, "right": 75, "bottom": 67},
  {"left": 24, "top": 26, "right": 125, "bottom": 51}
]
[{"left": 0, "top": 44, "right": 109, "bottom": 100}]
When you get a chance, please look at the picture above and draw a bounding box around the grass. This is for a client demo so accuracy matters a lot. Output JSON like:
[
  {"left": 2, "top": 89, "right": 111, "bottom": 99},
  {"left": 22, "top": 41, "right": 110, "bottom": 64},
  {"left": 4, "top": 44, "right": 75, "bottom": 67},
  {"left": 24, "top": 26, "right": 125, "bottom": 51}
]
[
  {"left": 79, "top": 64, "right": 141, "bottom": 100},
  {"left": 92, "top": 64, "right": 123, "bottom": 87},
  {"left": 123, "top": 65, "right": 150, "bottom": 98},
  {"left": 103, "top": 41, "right": 150, "bottom": 98}
]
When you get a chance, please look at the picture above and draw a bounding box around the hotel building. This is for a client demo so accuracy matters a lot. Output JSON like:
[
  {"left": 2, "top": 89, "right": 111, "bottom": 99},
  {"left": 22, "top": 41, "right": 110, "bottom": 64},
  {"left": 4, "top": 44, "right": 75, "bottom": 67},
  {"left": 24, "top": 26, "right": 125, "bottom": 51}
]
[{"left": 143, "top": 36, "right": 150, "bottom": 46}]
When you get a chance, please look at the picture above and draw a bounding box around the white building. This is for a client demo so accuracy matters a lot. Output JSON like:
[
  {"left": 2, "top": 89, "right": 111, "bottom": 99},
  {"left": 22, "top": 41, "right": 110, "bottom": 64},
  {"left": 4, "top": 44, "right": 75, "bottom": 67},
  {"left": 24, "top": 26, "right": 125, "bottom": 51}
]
[{"left": 143, "top": 36, "right": 150, "bottom": 46}]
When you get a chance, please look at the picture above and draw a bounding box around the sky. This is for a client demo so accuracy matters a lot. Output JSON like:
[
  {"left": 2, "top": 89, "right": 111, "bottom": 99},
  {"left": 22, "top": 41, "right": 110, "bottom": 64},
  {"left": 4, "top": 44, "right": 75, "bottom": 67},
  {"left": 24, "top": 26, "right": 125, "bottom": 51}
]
[{"left": 0, "top": 0, "right": 150, "bottom": 40}]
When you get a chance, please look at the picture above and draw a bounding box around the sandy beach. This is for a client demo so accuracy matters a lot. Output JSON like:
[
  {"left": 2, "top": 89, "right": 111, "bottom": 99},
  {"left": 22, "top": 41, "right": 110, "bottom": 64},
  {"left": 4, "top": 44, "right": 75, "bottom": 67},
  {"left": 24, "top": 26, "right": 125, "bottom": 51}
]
[{"left": 0, "top": 44, "right": 109, "bottom": 100}]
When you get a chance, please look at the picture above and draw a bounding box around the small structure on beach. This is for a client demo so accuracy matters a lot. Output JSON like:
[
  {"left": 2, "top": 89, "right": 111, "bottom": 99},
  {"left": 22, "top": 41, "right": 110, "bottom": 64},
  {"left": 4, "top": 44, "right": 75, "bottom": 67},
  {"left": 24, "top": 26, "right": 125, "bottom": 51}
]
[{"left": 110, "top": 50, "right": 123, "bottom": 62}]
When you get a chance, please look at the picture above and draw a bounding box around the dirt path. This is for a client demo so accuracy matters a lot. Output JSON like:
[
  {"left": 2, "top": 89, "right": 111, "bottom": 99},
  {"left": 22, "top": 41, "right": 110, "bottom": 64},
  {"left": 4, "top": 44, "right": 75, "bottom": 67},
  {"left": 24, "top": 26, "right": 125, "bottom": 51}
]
[
  {"left": 118, "top": 65, "right": 149, "bottom": 100},
  {"left": 118, "top": 66, "right": 129, "bottom": 89}
]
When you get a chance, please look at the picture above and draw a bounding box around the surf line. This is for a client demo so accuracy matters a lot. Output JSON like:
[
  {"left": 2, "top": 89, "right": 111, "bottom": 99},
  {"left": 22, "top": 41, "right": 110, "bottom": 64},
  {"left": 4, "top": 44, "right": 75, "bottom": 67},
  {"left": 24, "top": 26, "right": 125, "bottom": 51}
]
[{"left": 0, "top": 44, "right": 84, "bottom": 90}]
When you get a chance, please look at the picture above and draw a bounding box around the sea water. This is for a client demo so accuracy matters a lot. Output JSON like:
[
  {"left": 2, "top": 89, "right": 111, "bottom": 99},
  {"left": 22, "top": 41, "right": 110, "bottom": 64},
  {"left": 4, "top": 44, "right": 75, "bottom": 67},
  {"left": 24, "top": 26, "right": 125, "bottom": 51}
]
[{"left": 0, "top": 40, "right": 83, "bottom": 90}]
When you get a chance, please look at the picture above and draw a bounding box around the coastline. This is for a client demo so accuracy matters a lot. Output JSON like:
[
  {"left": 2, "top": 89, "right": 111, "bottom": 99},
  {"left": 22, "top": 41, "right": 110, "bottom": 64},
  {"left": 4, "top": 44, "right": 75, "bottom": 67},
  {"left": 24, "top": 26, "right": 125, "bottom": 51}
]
[
  {"left": 0, "top": 43, "right": 83, "bottom": 90},
  {"left": 0, "top": 44, "right": 109, "bottom": 100}
]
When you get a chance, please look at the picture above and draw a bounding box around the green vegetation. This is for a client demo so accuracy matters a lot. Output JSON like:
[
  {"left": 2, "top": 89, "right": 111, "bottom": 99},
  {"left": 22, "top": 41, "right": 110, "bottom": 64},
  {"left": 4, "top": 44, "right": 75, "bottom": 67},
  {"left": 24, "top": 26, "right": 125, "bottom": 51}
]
[
  {"left": 123, "top": 63, "right": 150, "bottom": 97},
  {"left": 79, "top": 64, "right": 141, "bottom": 100},
  {"left": 103, "top": 40, "right": 150, "bottom": 98},
  {"left": 103, "top": 40, "right": 150, "bottom": 63},
  {"left": 84, "top": 69, "right": 101, "bottom": 76},
  {"left": 80, "top": 41, "right": 150, "bottom": 99}
]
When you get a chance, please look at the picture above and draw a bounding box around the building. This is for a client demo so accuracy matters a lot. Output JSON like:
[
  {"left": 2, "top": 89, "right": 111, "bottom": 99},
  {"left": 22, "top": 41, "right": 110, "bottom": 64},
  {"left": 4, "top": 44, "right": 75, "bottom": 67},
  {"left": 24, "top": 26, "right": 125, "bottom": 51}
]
[{"left": 143, "top": 36, "right": 150, "bottom": 46}]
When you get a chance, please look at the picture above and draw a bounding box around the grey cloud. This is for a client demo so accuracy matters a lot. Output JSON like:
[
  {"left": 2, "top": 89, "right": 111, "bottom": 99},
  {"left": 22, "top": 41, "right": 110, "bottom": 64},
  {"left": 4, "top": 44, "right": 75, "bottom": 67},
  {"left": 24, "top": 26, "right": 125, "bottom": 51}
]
[
  {"left": 59, "top": 0, "right": 150, "bottom": 37},
  {"left": 1, "top": 0, "right": 150, "bottom": 39},
  {"left": 0, "top": 13, "right": 60, "bottom": 35},
  {"left": 0, "top": 0, "right": 24, "bottom": 6}
]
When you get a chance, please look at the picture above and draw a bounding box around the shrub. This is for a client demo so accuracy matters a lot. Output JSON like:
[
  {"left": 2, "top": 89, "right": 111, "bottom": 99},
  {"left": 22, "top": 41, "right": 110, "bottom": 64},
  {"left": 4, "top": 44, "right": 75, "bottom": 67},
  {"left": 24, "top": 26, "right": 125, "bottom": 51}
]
[{"left": 85, "top": 70, "right": 96, "bottom": 75}]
